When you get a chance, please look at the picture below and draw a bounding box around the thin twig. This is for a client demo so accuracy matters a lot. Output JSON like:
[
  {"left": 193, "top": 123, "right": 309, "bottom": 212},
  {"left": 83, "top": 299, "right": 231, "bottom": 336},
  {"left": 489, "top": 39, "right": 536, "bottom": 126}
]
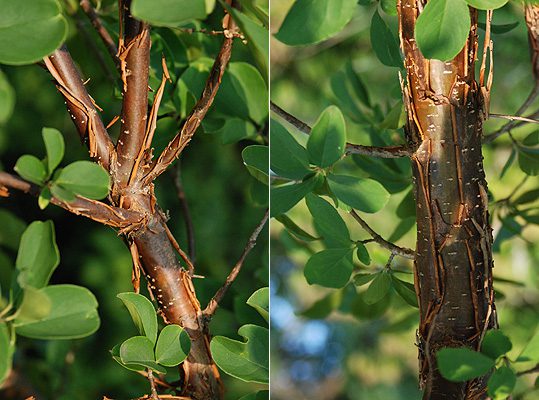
[
  {"left": 489, "top": 113, "right": 539, "bottom": 124},
  {"left": 0, "top": 171, "right": 143, "bottom": 230},
  {"left": 80, "top": 0, "right": 121, "bottom": 71},
  {"left": 204, "top": 209, "right": 269, "bottom": 317},
  {"left": 147, "top": 369, "right": 160, "bottom": 400},
  {"left": 136, "top": 371, "right": 175, "bottom": 389},
  {"left": 350, "top": 210, "right": 415, "bottom": 259},
  {"left": 270, "top": 101, "right": 411, "bottom": 158},
  {"left": 484, "top": 84, "right": 539, "bottom": 143},
  {"left": 516, "top": 364, "right": 539, "bottom": 376},
  {"left": 171, "top": 163, "right": 196, "bottom": 262}
]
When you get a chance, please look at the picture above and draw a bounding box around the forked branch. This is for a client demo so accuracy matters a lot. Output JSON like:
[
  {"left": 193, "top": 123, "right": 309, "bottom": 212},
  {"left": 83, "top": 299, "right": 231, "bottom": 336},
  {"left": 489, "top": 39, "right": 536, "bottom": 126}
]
[
  {"left": 350, "top": 210, "right": 415, "bottom": 259},
  {"left": 270, "top": 102, "right": 411, "bottom": 158},
  {"left": 0, "top": 172, "right": 144, "bottom": 230},
  {"left": 204, "top": 209, "right": 269, "bottom": 317}
]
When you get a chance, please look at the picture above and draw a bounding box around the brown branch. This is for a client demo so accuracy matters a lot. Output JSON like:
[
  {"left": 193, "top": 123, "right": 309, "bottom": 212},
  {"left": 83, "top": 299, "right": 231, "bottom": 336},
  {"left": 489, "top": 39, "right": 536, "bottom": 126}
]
[
  {"left": 270, "top": 101, "right": 411, "bottom": 158},
  {"left": 145, "top": 17, "right": 237, "bottom": 182},
  {"left": 0, "top": 171, "right": 144, "bottom": 230},
  {"left": 489, "top": 113, "right": 539, "bottom": 124},
  {"left": 115, "top": 0, "right": 151, "bottom": 193},
  {"left": 44, "top": 46, "right": 114, "bottom": 169},
  {"left": 171, "top": 163, "right": 196, "bottom": 262},
  {"left": 350, "top": 209, "right": 415, "bottom": 259},
  {"left": 80, "top": 0, "right": 121, "bottom": 71},
  {"left": 147, "top": 369, "right": 160, "bottom": 400},
  {"left": 204, "top": 209, "right": 269, "bottom": 317},
  {"left": 484, "top": 105, "right": 539, "bottom": 143}
]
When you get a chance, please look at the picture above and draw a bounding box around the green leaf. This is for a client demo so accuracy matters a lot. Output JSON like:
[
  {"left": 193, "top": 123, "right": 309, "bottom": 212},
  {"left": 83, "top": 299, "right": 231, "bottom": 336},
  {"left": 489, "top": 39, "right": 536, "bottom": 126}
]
[
  {"left": 513, "top": 188, "right": 539, "bottom": 205},
  {"left": 437, "top": 347, "right": 495, "bottom": 381},
  {"left": 246, "top": 288, "right": 269, "bottom": 322},
  {"left": 42, "top": 127, "right": 64, "bottom": 175},
  {"left": 327, "top": 174, "right": 390, "bottom": 213},
  {"left": 364, "top": 271, "right": 392, "bottom": 305},
  {"left": 370, "top": 10, "right": 402, "bottom": 67},
  {"left": 481, "top": 330, "right": 512, "bottom": 360},
  {"left": 211, "top": 324, "right": 269, "bottom": 384},
  {"left": 15, "top": 286, "right": 52, "bottom": 323},
  {"left": 270, "top": 175, "right": 319, "bottom": 217},
  {"left": 517, "top": 328, "right": 539, "bottom": 363},
  {"left": 464, "top": 0, "right": 508, "bottom": 10},
  {"left": 381, "top": 0, "right": 397, "bottom": 15},
  {"left": 307, "top": 106, "right": 346, "bottom": 168},
  {"left": 304, "top": 248, "right": 354, "bottom": 289},
  {"left": 355, "top": 242, "right": 371, "bottom": 265},
  {"left": 487, "top": 366, "right": 516, "bottom": 400},
  {"left": 55, "top": 161, "right": 110, "bottom": 199},
  {"left": 353, "top": 273, "right": 376, "bottom": 287},
  {"left": 238, "top": 391, "right": 269, "bottom": 400},
  {"left": 500, "top": 147, "right": 516, "bottom": 178},
  {"left": 391, "top": 276, "right": 418, "bottom": 307},
  {"left": 388, "top": 216, "right": 416, "bottom": 242},
  {"left": 155, "top": 324, "right": 191, "bottom": 367},
  {"left": 117, "top": 292, "right": 158, "bottom": 344},
  {"left": 275, "top": 0, "right": 358, "bottom": 46},
  {"left": 120, "top": 336, "right": 166, "bottom": 374},
  {"left": 226, "top": 7, "right": 269, "bottom": 76},
  {"left": 16, "top": 220, "right": 60, "bottom": 289},
  {"left": 0, "top": 69, "right": 14, "bottom": 124},
  {"left": 15, "top": 284, "right": 100, "bottom": 339},
  {"left": 518, "top": 146, "right": 539, "bottom": 176},
  {"left": 298, "top": 290, "right": 342, "bottom": 319},
  {"left": 14, "top": 155, "right": 47, "bottom": 185},
  {"left": 228, "top": 63, "right": 268, "bottom": 123},
  {"left": 415, "top": 0, "right": 471, "bottom": 61},
  {"left": 38, "top": 187, "right": 52, "bottom": 210},
  {"left": 0, "top": 322, "right": 14, "bottom": 386},
  {"left": 275, "top": 215, "right": 319, "bottom": 242},
  {"left": 242, "top": 146, "right": 268, "bottom": 185},
  {"left": 270, "top": 119, "right": 310, "bottom": 180},
  {"left": 352, "top": 290, "right": 391, "bottom": 320},
  {"left": 306, "top": 194, "right": 350, "bottom": 248},
  {"left": 50, "top": 183, "right": 76, "bottom": 203},
  {"left": 0, "top": 0, "right": 68, "bottom": 65},
  {"left": 479, "top": 21, "right": 519, "bottom": 34},
  {"left": 131, "top": 0, "right": 207, "bottom": 26}
]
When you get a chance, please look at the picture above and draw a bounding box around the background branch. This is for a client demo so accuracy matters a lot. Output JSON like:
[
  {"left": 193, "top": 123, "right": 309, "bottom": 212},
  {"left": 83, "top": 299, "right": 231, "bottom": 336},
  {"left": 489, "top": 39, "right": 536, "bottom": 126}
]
[
  {"left": 170, "top": 163, "right": 196, "bottom": 262},
  {"left": 204, "top": 209, "right": 269, "bottom": 317},
  {"left": 350, "top": 210, "right": 415, "bottom": 259},
  {"left": 270, "top": 102, "right": 411, "bottom": 158}
]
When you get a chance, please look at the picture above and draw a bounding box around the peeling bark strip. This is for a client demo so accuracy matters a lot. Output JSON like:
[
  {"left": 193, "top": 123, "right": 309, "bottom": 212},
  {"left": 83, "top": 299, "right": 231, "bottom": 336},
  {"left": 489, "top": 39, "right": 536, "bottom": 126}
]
[
  {"left": 525, "top": 3, "right": 539, "bottom": 80},
  {"left": 398, "top": 1, "right": 497, "bottom": 399}
]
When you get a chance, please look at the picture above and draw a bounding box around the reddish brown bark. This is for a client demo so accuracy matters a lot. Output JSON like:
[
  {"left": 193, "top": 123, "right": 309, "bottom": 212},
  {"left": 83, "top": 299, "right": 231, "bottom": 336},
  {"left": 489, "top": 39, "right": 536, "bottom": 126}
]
[{"left": 398, "top": 1, "right": 497, "bottom": 398}]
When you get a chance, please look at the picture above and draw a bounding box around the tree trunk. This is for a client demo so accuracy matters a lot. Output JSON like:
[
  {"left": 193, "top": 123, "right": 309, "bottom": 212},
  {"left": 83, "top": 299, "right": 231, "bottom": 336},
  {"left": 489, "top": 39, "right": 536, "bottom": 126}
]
[{"left": 398, "top": 1, "right": 497, "bottom": 398}]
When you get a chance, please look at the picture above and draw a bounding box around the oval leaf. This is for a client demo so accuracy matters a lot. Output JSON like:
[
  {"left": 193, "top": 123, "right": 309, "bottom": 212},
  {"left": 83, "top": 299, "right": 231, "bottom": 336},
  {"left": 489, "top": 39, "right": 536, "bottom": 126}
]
[
  {"left": 487, "top": 366, "right": 516, "bottom": 400},
  {"left": 481, "top": 330, "right": 512, "bottom": 360},
  {"left": 415, "top": 0, "right": 471, "bottom": 61},
  {"left": 270, "top": 175, "right": 319, "bottom": 217},
  {"left": 117, "top": 292, "right": 158, "bottom": 344},
  {"left": 55, "top": 161, "right": 110, "bottom": 200},
  {"left": 155, "top": 324, "right": 191, "bottom": 367},
  {"left": 16, "top": 220, "right": 60, "bottom": 290},
  {"left": 307, "top": 106, "right": 346, "bottom": 168},
  {"left": 246, "top": 287, "right": 269, "bottom": 322},
  {"left": 327, "top": 174, "right": 390, "bottom": 213},
  {"left": 304, "top": 248, "right": 354, "bottom": 289},
  {"left": 15, "top": 284, "right": 100, "bottom": 339},
  {"left": 465, "top": 0, "right": 508, "bottom": 10},
  {"left": 370, "top": 10, "right": 402, "bottom": 67},
  {"left": 14, "top": 155, "right": 47, "bottom": 185},
  {"left": 437, "top": 347, "right": 495, "bottom": 381},
  {"left": 276, "top": 0, "right": 358, "bottom": 46},
  {"left": 242, "top": 145, "right": 269, "bottom": 185},
  {"left": 42, "top": 127, "right": 64, "bottom": 175},
  {"left": 120, "top": 336, "right": 166, "bottom": 374},
  {"left": 0, "top": 0, "right": 68, "bottom": 65},
  {"left": 306, "top": 193, "right": 350, "bottom": 247},
  {"left": 210, "top": 324, "right": 269, "bottom": 384},
  {"left": 270, "top": 119, "right": 310, "bottom": 180},
  {"left": 364, "top": 271, "right": 392, "bottom": 305}
]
